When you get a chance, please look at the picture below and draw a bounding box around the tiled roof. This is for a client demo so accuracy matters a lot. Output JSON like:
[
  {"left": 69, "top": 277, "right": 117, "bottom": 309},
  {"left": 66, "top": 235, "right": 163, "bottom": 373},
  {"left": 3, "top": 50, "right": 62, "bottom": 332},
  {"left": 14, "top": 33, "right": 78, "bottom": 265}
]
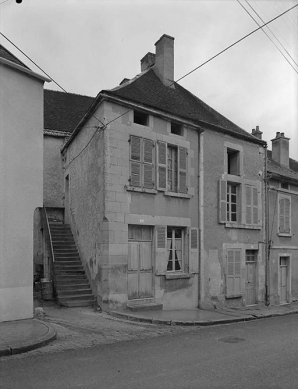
[
  {"left": 44, "top": 89, "right": 95, "bottom": 133},
  {"left": 104, "top": 68, "right": 264, "bottom": 144},
  {"left": 0, "top": 44, "right": 29, "bottom": 69},
  {"left": 267, "top": 150, "right": 298, "bottom": 182}
]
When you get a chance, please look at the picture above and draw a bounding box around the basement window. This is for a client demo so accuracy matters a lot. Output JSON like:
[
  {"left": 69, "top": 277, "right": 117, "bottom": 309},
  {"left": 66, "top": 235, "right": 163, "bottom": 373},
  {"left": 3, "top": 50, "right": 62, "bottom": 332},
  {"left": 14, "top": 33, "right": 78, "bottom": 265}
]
[
  {"left": 171, "top": 122, "right": 183, "bottom": 136},
  {"left": 281, "top": 182, "right": 289, "bottom": 190},
  {"left": 134, "top": 110, "right": 149, "bottom": 126}
]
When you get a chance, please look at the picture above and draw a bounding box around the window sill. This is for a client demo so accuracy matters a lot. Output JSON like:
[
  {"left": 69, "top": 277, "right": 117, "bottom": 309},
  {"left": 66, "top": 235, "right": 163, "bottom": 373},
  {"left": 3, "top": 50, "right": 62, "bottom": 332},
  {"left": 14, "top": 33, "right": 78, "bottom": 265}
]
[
  {"left": 164, "top": 191, "right": 191, "bottom": 199},
  {"left": 126, "top": 186, "right": 157, "bottom": 194},
  {"left": 278, "top": 233, "right": 292, "bottom": 238},
  {"left": 165, "top": 273, "right": 191, "bottom": 280},
  {"left": 225, "top": 293, "right": 243, "bottom": 299},
  {"left": 224, "top": 223, "right": 261, "bottom": 230}
]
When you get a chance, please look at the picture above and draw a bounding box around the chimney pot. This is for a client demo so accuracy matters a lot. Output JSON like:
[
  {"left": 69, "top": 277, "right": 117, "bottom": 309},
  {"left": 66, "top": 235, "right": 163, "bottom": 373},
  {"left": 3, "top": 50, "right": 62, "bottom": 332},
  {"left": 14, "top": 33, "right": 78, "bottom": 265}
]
[{"left": 251, "top": 125, "right": 263, "bottom": 140}]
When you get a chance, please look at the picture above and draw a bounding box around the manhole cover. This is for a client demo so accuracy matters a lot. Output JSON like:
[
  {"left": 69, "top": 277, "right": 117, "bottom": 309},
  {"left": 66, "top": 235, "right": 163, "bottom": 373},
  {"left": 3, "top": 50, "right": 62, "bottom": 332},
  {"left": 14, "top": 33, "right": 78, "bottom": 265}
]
[{"left": 218, "top": 336, "right": 245, "bottom": 343}]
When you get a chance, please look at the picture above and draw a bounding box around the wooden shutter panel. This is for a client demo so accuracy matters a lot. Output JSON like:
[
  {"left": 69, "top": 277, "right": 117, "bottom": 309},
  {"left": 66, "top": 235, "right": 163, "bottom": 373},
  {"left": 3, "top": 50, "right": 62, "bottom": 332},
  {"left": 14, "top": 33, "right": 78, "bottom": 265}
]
[
  {"left": 156, "top": 226, "right": 166, "bottom": 249},
  {"left": 130, "top": 136, "right": 141, "bottom": 161},
  {"left": 219, "top": 180, "right": 227, "bottom": 223},
  {"left": 252, "top": 187, "right": 259, "bottom": 225},
  {"left": 279, "top": 197, "right": 285, "bottom": 233},
  {"left": 245, "top": 185, "right": 252, "bottom": 225},
  {"left": 130, "top": 162, "right": 141, "bottom": 187},
  {"left": 143, "top": 139, "right": 154, "bottom": 189},
  {"left": 157, "top": 141, "right": 167, "bottom": 190},
  {"left": 190, "top": 228, "right": 198, "bottom": 250},
  {"left": 227, "top": 249, "right": 241, "bottom": 295},
  {"left": 284, "top": 198, "right": 290, "bottom": 233},
  {"left": 179, "top": 147, "right": 187, "bottom": 194}
]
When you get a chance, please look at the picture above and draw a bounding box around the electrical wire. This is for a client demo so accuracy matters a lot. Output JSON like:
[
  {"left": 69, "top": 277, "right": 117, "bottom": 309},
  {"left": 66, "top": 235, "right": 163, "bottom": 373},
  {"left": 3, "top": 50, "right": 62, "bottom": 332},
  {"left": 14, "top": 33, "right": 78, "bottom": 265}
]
[
  {"left": 0, "top": 0, "right": 10, "bottom": 5},
  {"left": 239, "top": 1, "right": 298, "bottom": 72},
  {"left": 174, "top": 2, "right": 298, "bottom": 84}
]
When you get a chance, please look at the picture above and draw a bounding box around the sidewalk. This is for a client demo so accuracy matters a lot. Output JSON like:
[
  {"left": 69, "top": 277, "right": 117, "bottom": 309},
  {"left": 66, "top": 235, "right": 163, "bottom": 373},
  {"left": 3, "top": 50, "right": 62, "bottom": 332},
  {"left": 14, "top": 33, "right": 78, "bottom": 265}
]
[
  {"left": 1, "top": 299, "right": 298, "bottom": 357},
  {"left": 110, "top": 300, "right": 298, "bottom": 325},
  {"left": 0, "top": 317, "right": 57, "bottom": 357}
]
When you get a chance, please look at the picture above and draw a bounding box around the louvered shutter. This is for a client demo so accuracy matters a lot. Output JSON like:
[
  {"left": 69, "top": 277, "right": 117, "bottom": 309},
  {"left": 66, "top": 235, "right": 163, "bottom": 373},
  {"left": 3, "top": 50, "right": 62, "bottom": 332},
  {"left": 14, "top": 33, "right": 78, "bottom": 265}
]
[
  {"left": 219, "top": 180, "right": 227, "bottom": 223},
  {"left": 245, "top": 185, "right": 252, "bottom": 225},
  {"left": 227, "top": 249, "right": 241, "bottom": 296},
  {"left": 280, "top": 197, "right": 291, "bottom": 233},
  {"left": 284, "top": 198, "right": 290, "bottom": 233},
  {"left": 156, "top": 226, "right": 166, "bottom": 249},
  {"left": 157, "top": 141, "right": 167, "bottom": 190},
  {"left": 279, "top": 198, "right": 285, "bottom": 233},
  {"left": 143, "top": 139, "right": 154, "bottom": 189},
  {"left": 130, "top": 136, "right": 141, "bottom": 187},
  {"left": 156, "top": 226, "right": 167, "bottom": 273},
  {"left": 189, "top": 227, "right": 199, "bottom": 273},
  {"left": 190, "top": 228, "right": 198, "bottom": 250},
  {"left": 178, "top": 147, "right": 187, "bottom": 193},
  {"left": 252, "top": 187, "right": 259, "bottom": 225}
]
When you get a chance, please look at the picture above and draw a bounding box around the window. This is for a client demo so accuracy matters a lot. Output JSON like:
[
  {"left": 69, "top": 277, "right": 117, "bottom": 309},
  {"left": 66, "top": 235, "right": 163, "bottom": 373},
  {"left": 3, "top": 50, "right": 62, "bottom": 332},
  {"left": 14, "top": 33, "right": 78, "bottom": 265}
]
[
  {"left": 171, "top": 122, "right": 183, "bottom": 136},
  {"left": 129, "top": 136, "right": 154, "bottom": 189},
  {"left": 227, "top": 183, "right": 238, "bottom": 222},
  {"left": 246, "top": 250, "right": 257, "bottom": 262},
  {"left": 167, "top": 227, "right": 183, "bottom": 272},
  {"left": 219, "top": 180, "right": 259, "bottom": 226},
  {"left": 157, "top": 142, "right": 187, "bottom": 193},
  {"left": 134, "top": 110, "right": 149, "bottom": 126},
  {"left": 279, "top": 195, "right": 291, "bottom": 234},
  {"left": 281, "top": 182, "right": 289, "bottom": 190},
  {"left": 227, "top": 148, "right": 240, "bottom": 175},
  {"left": 226, "top": 249, "right": 242, "bottom": 296}
]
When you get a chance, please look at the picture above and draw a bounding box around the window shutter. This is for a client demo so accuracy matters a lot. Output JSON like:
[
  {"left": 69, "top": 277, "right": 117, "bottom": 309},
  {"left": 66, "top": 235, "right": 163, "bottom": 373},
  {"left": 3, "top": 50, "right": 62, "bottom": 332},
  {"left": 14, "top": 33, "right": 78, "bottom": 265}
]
[
  {"left": 219, "top": 180, "right": 227, "bottom": 223},
  {"left": 130, "top": 136, "right": 141, "bottom": 161},
  {"left": 280, "top": 197, "right": 291, "bottom": 233},
  {"left": 178, "top": 147, "right": 187, "bottom": 194},
  {"left": 157, "top": 141, "right": 167, "bottom": 190},
  {"left": 245, "top": 185, "right": 252, "bottom": 225},
  {"left": 130, "top": 162, "right": 141, "bottom": 187},
  {"left": 156, "top": 226, "right": 166, "bottom": 249},
  {"left": 227, "top": 249, "right": 241, "bottom": 296},
  {"left": 252, "top": 187, "right": 259, "bottom": 225},
  {"left": 143, "top": 139, "right": 154, "bottom": 189},
  {"left": 284, "top": 198, "right": 290, "bottom": 233},
  {"left": 190, "top": 228, "right": 198, "bottom": 250},
  {"left": 279, "top": 197, "right": 285, "bottom": 233}
]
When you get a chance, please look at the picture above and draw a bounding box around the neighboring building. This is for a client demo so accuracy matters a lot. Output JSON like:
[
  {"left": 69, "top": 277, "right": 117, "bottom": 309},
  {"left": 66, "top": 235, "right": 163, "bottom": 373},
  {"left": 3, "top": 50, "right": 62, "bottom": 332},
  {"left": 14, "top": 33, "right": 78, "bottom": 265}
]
[
  {"left": 266, "top": 132, "right": 298, "bottom": 305},
  {"left": 57, "top": 35, "right": 267, "bottom": 310},
  {"left": 0, "top": 45, "right": 48, "bottom": 321}
]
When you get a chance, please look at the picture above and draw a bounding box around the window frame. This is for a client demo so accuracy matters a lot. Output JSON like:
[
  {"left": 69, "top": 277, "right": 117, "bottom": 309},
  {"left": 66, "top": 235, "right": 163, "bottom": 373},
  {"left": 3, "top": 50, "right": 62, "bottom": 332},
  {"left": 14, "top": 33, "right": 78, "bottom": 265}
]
[
  {"left": 166, "top": 227, "right": 184, "bottom": 273},
  {"left": 278, "top": 194, "right": 291, "bottom": 236}
]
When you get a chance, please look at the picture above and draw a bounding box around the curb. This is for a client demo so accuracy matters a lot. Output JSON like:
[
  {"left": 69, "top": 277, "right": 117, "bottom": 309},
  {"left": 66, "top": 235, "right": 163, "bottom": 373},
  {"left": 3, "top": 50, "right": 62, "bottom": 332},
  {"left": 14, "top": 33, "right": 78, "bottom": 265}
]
[
  {"left": 0, "top": 320, "right": 57, "bottom": 357},
  {"left": 110, "top": 309, "right": 298, "bottom": 327}
]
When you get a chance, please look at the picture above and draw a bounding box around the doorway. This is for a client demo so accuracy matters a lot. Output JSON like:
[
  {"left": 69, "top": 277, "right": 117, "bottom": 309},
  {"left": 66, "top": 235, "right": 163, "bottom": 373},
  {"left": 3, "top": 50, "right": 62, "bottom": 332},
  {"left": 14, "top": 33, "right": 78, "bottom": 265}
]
[
  {"left": 128, "top": 225, "right": 153, "bottom": 300},
  {"left": 279, "top": 257, "right": 289, "bottom": 304},
  {"left": 245, "top": 250, "right": 257, "bottom": 305}
]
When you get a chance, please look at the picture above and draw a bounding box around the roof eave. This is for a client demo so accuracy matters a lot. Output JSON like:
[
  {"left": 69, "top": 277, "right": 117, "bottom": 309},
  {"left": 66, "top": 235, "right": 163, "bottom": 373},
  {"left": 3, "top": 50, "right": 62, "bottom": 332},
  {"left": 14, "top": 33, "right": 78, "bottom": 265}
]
[{"left": 0, "top": 57, "right": 51, "bottom": 82}]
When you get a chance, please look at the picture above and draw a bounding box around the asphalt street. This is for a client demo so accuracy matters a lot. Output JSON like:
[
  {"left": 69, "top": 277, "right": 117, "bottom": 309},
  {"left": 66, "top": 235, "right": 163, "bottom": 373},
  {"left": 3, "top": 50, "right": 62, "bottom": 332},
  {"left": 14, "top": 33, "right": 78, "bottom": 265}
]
[{"left": 1, "top": 314, "right": 298, "bottom": 389}]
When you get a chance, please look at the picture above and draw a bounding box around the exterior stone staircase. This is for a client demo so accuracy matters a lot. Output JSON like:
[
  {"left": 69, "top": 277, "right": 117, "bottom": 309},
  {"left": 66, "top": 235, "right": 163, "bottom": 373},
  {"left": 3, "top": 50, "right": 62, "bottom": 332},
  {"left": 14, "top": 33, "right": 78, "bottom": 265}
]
[{"left": 49, "top": 222, "right": 95, "bottom": 307}]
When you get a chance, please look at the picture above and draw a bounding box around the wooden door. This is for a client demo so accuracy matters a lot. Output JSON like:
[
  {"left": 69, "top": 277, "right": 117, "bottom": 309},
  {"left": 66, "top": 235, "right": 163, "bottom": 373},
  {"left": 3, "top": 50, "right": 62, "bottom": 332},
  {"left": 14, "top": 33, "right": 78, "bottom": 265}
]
[
  {"left": 128, "top": 226, "right": 152, "bottom": 300},
  {"left": 245, "top": 261, "right": 256, "bottom": 305},
  {"left": 280, "top": 257, "right": 288, "bottom": 304}
]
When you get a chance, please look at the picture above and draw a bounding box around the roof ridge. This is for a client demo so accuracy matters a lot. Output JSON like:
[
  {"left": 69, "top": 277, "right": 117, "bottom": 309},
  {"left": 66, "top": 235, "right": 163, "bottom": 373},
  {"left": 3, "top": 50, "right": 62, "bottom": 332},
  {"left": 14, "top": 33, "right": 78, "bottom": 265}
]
[
  {"left": 108, "top": 67, "right": 153, "bottom": 93},
  {"left": 44, "top": 88, "right": 95, "bottom": 99}
]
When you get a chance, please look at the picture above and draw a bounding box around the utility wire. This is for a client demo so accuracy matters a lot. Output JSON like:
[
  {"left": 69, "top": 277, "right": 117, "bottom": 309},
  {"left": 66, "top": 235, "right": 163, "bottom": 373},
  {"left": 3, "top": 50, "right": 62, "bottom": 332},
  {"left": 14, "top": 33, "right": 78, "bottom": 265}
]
[
  {"left": 238, "top": 0, "right": 298, "bottom": 72},
  {"left": 174, "top": 2, "right": 298, "bottom": 84},
  {"left": 0, "top": 0, "right": 10, "bottom": 5}
]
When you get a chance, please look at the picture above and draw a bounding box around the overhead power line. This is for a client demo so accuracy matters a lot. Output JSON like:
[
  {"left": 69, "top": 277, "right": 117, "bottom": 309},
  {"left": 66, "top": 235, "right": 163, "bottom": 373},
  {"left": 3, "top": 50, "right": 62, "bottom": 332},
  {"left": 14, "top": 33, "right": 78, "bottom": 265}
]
[
  {"left": 174, "top": 2, "right": 298, "bottom": 84},
  {"left": 237, "top": 0, "right": 298, "bottom": 73}
]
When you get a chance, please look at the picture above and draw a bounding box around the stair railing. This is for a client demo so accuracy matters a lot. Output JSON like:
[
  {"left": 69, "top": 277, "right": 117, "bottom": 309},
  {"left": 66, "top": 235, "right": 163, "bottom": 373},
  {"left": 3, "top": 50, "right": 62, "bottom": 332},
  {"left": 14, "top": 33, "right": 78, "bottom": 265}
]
[{"left": 42, "top": 206, "right": 57, "bottom": 299}]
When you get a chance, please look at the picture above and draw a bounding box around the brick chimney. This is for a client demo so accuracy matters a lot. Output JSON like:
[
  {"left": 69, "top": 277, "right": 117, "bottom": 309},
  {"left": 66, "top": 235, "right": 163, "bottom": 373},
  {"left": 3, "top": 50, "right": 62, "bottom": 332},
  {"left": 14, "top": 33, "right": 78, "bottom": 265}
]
[
  {"left": 154, "top": 34, "right": 175, "bottom": 87},
  {"left": 271, "top": 132, "right": 290, "bottom": 168},
  {"left": 141, "top": 52, "right": 155, "bottom": 72},
  {"left": 251, "top": 125, "right": 263, "bottom": 140}
]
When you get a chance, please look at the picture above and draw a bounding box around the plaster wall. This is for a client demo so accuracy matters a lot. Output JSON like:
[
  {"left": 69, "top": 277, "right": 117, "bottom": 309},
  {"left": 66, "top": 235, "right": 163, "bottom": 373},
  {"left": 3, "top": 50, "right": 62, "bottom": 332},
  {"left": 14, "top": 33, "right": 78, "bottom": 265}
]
[
  {"left": 268, "top": 180, "right": 298, "bottom": 304},
  {"left": 0, "top": 63, "right": 44, "bottom": 321},
  {"left": 43, "top": 135, "right": 65, "bottom": 207},
  {"left": 201, "top": 129, "right": 266, "bottom": 308}
]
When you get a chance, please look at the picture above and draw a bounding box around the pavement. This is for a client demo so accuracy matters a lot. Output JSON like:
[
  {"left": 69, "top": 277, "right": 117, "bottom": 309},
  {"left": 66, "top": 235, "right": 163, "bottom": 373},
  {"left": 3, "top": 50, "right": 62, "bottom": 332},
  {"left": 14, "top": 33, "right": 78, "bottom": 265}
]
[{"left": 1, "top": 298, "right": 298, "bottom": 358}]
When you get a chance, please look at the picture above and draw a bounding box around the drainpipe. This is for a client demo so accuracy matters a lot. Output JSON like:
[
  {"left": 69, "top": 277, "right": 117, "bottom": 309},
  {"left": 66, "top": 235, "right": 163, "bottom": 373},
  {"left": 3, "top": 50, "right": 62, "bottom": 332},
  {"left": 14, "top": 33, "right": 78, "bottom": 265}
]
[
  {"left": 264, "top": 145, "right": 270, "bottom": 305},
  {"left": 198, "top": 130, "right": 204, "bottom": 308}
]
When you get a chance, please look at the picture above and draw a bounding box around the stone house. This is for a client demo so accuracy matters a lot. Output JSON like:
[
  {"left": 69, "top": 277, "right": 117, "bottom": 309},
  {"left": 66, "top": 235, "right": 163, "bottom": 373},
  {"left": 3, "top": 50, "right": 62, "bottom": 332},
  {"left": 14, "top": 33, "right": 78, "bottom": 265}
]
[
  {"left": 55, "top": 34, "right": 267, "bottom": 310},
  {"left": 266, "top": 132, "right": 298, "bottom": 305},
  {"left": 0, "top": 45, "right": 48, "bottom": 321}
]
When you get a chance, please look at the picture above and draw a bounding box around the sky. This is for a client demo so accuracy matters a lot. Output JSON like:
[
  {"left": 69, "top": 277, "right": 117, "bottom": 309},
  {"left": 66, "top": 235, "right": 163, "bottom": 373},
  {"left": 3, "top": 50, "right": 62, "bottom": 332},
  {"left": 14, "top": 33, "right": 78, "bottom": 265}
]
[{"left": 1, "top": 0, "right": 297, "bottom": 159}]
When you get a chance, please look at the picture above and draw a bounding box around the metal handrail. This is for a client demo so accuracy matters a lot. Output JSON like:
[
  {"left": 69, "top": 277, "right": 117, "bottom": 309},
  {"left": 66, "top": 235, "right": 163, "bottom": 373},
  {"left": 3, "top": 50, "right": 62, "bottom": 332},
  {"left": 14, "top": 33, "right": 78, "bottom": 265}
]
[{"left": 42, "top": 206, "right": 57, "bottom": 299}]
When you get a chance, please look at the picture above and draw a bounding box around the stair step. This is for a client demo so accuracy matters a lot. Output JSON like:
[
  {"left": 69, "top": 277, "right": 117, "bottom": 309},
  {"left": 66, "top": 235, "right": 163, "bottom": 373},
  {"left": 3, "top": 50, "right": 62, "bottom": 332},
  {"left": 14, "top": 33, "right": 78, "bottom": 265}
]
[
  {"left": 59, "top": 293, "right": 94, "bottom": 301},
  {"left": 57, "top": 283, "right": 90, "bottom": 290},
  {"left": 57, "top": 288, "right": 92, "bottom": 296},
  {"left": 60, "top": 300, "right": 95, "bottom": 308},
  {"left": 126, "top": 303, "right": 163, "bottom": 312}
]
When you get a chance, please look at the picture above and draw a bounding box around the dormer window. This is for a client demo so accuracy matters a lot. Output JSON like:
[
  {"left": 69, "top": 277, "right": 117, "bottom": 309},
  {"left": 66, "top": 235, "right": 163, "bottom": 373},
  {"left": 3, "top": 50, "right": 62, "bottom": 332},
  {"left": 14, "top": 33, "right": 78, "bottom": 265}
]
[
  {"left": 134, "top": 110, "right": 149, "bottom": 126},
  {"left": 171, "top": 122, "right": 183, "bottom": 136}
]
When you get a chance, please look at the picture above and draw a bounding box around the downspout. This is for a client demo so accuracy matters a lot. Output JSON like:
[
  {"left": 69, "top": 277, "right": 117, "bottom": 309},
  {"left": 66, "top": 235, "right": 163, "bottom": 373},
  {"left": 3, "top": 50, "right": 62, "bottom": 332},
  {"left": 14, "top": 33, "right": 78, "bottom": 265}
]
[
  {"left": 264, "top": 145, "right": 270, "bottom": 305},
  {"left": 198, "top": 131, "right": 204, "bottom": 308}
]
